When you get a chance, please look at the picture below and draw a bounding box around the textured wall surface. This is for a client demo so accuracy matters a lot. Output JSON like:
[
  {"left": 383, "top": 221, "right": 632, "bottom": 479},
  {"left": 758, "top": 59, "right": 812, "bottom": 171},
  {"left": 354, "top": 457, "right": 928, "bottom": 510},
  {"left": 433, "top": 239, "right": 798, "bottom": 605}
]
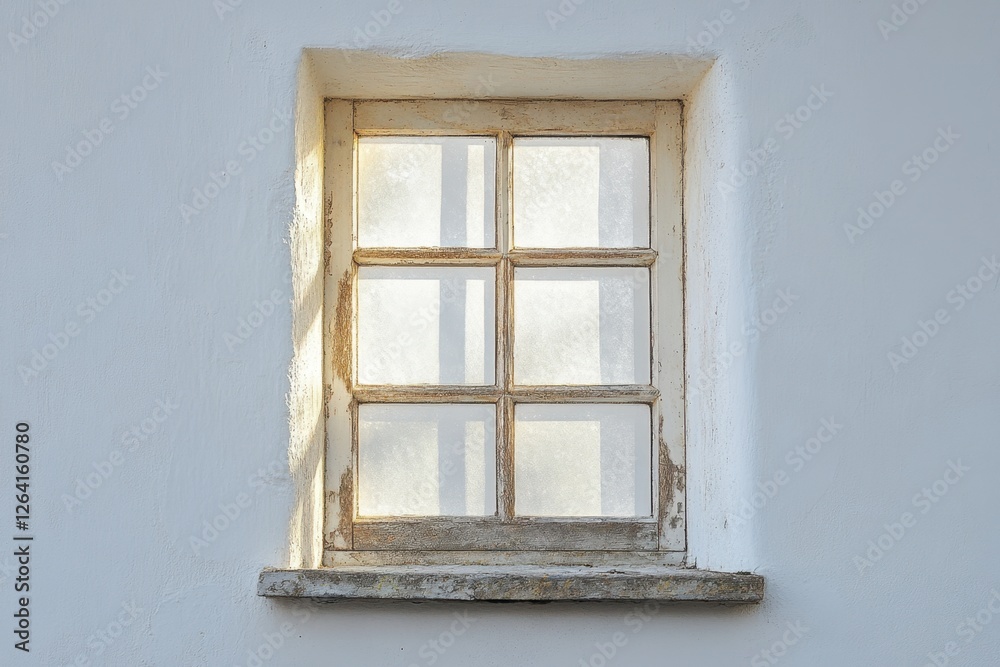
[{"left": 2, "top": 0, "right": 998, "bottom": 665}]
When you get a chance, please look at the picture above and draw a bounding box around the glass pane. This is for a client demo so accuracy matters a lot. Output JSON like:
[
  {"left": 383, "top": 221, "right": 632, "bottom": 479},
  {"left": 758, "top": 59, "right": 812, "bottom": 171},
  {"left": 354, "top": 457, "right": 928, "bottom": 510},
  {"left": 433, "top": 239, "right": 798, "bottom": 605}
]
[
  {"left": 514, "top": 404, "right": 652, "bottom": 517},
  {"left": 513, "top": 268, "right": 650, "bottom": 385},
  {"left": 358, "top": 136, "right": 496, "bottom": 248},
  {"left": 513, "top": 137, "right": 649, "bottom": 248},
  {"left": 358, "top": 267, "right": 495, "bottom": 385},
  {"left": 358, "top": 404, "right": 497, "bottom": 517}
]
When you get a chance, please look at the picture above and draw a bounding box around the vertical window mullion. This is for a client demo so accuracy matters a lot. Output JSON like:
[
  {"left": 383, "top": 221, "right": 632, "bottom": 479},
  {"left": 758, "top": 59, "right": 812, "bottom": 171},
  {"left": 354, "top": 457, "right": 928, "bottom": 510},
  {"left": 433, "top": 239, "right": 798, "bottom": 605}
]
[{"left": 497, "top": 131, "right": 515, "bottom": 521}]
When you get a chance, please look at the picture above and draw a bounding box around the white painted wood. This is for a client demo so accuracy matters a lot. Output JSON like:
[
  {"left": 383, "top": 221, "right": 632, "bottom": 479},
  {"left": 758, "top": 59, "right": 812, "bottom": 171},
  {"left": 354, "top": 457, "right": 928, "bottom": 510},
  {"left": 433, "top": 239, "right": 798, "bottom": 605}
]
[
  {"left": 652, "top": 101, "right": 686, "bottom": 551},
  {"left": 508, "top": 248, "right": 657, "bottom": 266},
  {"left": 323, "top": 100, "right": 356, "bottom": 550},
  {"left": 353, "top": 518, "right": 658, "bottom": 551},
  {"left": 323, "top": 550, "right": 685, "bottom": 568},
  {"left": 497, "top": 131, "right": 514, "bottom": 522},
  {"left": 350, "top": 385, "right": 658, "bottom": 404},
  {"left": 353, "top": 248, "right": 502, "bottom": 265},
  {"left": 325, "top": 99, "right": 686, "bottom": 558},
  {"left": 354, "top": 100, "right": 656, "bottom": 135},
  {"left": 351, "top": 248, "right": 657, "bottom": 266}
]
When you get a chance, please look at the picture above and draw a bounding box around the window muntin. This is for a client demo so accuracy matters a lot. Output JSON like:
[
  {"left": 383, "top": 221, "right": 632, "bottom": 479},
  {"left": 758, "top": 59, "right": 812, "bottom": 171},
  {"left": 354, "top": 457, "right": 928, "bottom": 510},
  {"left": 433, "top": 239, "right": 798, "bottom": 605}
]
[{"left": 324, "top": 100, "right": 684, "bottom": 556}]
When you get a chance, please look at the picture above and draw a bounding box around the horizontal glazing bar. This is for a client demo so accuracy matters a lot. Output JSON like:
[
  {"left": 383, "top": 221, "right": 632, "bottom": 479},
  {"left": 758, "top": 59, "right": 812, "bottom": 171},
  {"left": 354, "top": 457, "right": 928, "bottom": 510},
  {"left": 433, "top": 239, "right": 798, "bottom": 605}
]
[
  {"left": 353, "top": 385, "right": 658, "bottom": 403},
  {"left": 353, "top": 248, "right": 656, "bottom": 266},
  {"left": 353, "top": 248, "right": 503, "bottom": 265}
]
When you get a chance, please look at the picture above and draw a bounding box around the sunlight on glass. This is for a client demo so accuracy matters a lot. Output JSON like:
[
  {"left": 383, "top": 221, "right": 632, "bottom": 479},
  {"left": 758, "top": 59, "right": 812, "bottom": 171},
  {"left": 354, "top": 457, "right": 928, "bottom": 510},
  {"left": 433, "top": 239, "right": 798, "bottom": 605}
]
[
  {"left": 513, "top": 268, "right": 650, "bottom": 385},
  {"left": 514, "top": 404, "right": 651, "bottom": 517},
  {"left": 357, "top": 267, "right": 495, "bottom": 385},
  {"left": 357, "top": 137, "right": 496, "bottom": 248},
  {"left": 358, "top": 404, "right": 497, "bottom": 516},
  {"left": 513, "top": 137, "right": 649, "bottom": 248}
]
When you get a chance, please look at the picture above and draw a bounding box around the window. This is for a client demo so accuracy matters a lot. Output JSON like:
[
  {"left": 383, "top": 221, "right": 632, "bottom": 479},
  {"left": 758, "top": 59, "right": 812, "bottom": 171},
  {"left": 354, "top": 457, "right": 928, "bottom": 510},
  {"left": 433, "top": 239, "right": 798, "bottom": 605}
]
[
  {"left": 323, "top": 100, "right": 686, "bottom": 560},
  {"left": 261, "top": 60, "right": 763, "bottom": 601}
]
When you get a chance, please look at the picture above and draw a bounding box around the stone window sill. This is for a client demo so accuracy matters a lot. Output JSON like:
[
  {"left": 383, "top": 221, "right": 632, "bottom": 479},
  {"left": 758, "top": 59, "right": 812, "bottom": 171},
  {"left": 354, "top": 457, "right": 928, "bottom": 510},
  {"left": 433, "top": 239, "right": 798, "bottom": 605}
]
[{"left": 257, "top": 565, "right": 764, "bottom": 603}]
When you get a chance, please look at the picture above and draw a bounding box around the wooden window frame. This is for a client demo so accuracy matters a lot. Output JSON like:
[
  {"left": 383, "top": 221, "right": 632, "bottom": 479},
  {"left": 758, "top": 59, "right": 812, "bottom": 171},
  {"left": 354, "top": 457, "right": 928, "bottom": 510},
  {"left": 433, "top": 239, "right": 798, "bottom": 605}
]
[{"left": 323, "top": 99, "right": 685, "bottom": 563}]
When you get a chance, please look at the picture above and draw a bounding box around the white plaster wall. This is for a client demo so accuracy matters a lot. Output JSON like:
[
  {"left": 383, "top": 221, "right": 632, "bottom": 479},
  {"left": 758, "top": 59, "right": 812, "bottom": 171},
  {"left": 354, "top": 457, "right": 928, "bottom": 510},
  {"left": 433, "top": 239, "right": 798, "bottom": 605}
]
[{"left": 2, "top": 0, "right": 998, "bottom": 664}]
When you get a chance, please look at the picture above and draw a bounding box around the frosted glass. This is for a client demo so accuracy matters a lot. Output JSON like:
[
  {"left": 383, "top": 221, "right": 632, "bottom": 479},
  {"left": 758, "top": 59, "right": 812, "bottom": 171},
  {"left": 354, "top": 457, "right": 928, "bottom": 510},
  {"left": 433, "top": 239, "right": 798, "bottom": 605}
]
[
  {"left": 513, "top": 268, "right": 650, "bottom": 385},
  {"left": 514, "top": 404, "right": 652, "bottom": 517},
  {"left": 358, "top": 267, "right": 495, "bottom": 385},
  {"left": 358, "top": 404, "right": 497, "bottom": 516},
  {"left": 513, "top": 138, "right": 649, "bottom": 248},
  {"left": 358, "top": 137, "right": 496, "bottom": 248}
]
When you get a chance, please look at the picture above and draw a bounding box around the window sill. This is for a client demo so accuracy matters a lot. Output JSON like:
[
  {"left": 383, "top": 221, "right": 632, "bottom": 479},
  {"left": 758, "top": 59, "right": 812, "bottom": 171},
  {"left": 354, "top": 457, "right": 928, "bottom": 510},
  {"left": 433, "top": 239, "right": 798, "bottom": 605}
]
[{"left": 257, "top": 565, "right": 764, "bottom": 603}]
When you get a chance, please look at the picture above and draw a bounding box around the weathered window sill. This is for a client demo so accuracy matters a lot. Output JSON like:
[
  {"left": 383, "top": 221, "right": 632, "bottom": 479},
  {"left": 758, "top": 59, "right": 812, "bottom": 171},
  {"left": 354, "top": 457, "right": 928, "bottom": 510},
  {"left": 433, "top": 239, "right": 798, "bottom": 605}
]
[{"left": 257, "top": 565, "right": 764, "bottom": 603}]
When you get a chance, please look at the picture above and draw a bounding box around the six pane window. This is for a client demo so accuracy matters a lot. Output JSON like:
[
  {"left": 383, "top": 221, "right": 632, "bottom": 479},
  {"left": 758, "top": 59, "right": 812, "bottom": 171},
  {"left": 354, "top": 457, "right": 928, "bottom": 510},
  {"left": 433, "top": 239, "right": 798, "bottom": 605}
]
[
  {"left": 324, "top": 100, "right": 683, "bottom": 555},
  {"left": 354, "top": 135, "right": 655, "bottom": 521}
]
